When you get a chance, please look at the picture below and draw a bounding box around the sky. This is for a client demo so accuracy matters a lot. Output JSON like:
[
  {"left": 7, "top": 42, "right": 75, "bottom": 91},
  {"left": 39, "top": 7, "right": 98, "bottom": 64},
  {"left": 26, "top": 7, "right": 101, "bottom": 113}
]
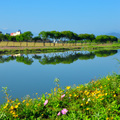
[{"left": 0, "top": 0, "right": 120, "bottom": 36}]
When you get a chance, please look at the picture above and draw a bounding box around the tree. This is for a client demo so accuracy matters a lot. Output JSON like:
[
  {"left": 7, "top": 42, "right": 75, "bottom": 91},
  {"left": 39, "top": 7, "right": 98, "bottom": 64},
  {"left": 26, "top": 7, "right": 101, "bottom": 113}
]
[
  {"left": 61, "top": 31, "right": 75, "bottom": 41},
  {"left": 32, "top": 36, "right": 42, "bottom": 46},
  {"left": 39, "top": 31, "right": 49, "bottom": 41},
  {"left": 78, "top": 34, "right": 95, "bottom": 41},
  {"left": 95, "top": 35, "right": 111, "bottom": 43},
  {"left": 49, "top": 31, "right": 61, "bottom": 42},
  {"left": 32, "top": 36, "right": 41, "bottom": 42},
  {"left": 22, "top": 31, "right": 33, "bottom": 41},
  {"left": 16, "top": 34, "right": 24, "bottom": 42},
  {"left": 0, "top": 33, "right": 5, "bottom": 41}
]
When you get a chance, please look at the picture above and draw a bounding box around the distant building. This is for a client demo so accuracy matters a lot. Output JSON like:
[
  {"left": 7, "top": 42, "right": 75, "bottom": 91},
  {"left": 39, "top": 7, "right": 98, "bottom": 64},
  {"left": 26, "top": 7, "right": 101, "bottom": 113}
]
[{"left": 10, "top": 30, "right": 21, "bottom": 36}]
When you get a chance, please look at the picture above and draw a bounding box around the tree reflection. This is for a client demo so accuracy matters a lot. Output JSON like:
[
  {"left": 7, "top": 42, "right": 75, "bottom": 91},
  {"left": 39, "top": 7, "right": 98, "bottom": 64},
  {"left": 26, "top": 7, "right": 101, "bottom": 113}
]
[
  {"left": 94, "top": 50, "right": 117, "bottom": 57},
  {"left": 16, "top": 56, "right": 33, "bottom": 65},
  {"left": 38, "top": 52, "right": 95, "bottom": 65},
  {"left": 0, "top": 50, "right": 118, "bottom": 65}
]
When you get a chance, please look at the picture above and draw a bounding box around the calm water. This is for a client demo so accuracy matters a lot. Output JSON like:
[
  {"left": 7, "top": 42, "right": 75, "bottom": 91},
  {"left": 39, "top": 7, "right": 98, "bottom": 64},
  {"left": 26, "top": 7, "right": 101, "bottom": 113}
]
[{"left": 0, "top": 49, "right": 120, "bottom": 104}]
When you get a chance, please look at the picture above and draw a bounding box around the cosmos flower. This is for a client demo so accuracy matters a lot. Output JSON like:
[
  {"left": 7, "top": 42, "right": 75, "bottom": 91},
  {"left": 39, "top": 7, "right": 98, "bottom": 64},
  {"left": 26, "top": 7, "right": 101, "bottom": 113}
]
[
  {"left": 61, "top": 108, "right": 68, "bottom": 115},
  {"left": 44, "top": 100, "right": 48, "bottom": 106}
]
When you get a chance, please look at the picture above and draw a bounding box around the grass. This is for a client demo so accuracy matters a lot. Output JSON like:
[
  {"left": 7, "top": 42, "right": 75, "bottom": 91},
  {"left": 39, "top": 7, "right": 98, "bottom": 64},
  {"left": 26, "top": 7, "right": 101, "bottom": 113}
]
[
  {"left": 0, "top": 42, "right": 120, "bottom": 55},
  {"left": 1, "top": 73, "right": 120, "bottom": 120}
]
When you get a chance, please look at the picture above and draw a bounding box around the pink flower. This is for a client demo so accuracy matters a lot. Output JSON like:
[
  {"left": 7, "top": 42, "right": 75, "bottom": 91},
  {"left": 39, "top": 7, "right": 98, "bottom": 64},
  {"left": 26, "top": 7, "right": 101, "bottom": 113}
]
[
  {"left": 57, "top": 112, "right": 61, "bottom": 116},
  {"left": 61, "top": 94, "right": 65, "bottom": 98},
  {"left": 61, "top": 108, "right": 68, "bottom": 115},
  {"left": 44, "top": 100, "right": 48, "bottom": 106}
]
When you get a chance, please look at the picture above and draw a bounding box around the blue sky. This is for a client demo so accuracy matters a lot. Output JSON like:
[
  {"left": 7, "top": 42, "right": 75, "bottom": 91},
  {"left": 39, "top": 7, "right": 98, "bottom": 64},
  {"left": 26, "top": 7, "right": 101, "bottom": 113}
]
[{"left": 0, "top": 0, "right": 120, "bottom": 36}]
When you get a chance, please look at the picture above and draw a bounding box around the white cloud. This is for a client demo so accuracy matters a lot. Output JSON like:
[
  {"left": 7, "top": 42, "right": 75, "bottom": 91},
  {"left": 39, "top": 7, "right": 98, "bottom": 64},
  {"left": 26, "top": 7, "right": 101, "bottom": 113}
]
[{"left": 2, "top": 28, "right": 8, "bottom": 30}]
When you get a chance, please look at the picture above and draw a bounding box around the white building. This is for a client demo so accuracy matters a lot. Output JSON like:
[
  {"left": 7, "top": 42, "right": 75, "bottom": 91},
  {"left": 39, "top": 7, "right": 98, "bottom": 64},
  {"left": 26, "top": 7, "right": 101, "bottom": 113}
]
[{"left": 10, "top": 30, "right": 21, "bottom": 36}]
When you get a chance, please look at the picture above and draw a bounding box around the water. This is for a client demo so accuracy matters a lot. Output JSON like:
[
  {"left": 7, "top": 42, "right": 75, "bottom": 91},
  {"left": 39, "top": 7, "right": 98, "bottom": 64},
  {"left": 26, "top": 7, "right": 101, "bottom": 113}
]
[{"left": 0, "top": 49, "right": 120, "bottom": 104}]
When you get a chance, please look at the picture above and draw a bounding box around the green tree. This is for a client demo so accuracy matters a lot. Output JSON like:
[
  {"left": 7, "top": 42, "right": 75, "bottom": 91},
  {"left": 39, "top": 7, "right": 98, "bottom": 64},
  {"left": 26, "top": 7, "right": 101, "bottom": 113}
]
[
  {"left": 0, "top": 33, "right": 5, "bottom": 41},
  {"left": 39, "top": 31, "right": 49, "bottom": 41},
  {"left": 78, "top": 34, "right": 95, "bottom": 41},
  {"left": 61, "top": 31, "right": 75, "bottom": 40},
  {"left": 95, "top": 35, "right": 110, "bottom": 43},
  {"left": 22, "top": 31, "right": 33, "bottom": 41}
]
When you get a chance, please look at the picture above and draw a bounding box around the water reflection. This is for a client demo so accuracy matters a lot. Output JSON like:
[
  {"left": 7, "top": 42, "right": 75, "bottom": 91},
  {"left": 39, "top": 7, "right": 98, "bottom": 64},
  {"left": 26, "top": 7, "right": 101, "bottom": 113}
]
[{"left": 0, "top": 50, "right": 118, "bottom": 65}]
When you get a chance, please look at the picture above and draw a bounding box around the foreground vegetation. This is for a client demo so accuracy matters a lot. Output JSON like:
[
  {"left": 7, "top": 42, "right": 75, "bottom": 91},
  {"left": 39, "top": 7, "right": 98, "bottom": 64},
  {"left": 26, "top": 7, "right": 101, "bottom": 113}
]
[{"left": 1, "top": 73, "right": 120, "bottom": 119}]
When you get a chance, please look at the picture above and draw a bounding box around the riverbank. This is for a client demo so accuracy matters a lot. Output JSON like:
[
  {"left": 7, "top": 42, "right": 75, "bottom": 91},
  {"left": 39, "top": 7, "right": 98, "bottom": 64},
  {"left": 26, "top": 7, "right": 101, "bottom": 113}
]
[
  {"left": 1, "top": 73, "right": 120, "bottom": 119},
  {"left": 0, "top": 42, "right": 120, "bottom": 55}
]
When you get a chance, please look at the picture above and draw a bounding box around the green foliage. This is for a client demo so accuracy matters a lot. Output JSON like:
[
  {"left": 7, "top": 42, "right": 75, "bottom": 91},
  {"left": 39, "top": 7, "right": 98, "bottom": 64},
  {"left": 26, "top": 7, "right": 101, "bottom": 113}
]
[
  {"left": 32, "top": 36, "right": 41, "bottom": 42},
  {"left": 39, "top": 31, "right": 49, "bottom": 41},
  {"left": 94, "top": 50, "right": 117, "bottom": 57},
  {"left": 0, "top": 33, "right": 5, "bottom": 41},
  {"left": 1, "top": 74, "right": 120, "bottom": 119},
  {"left": 78, "top": 33, "right": 95, "bottom": 41},
  {"left": 22, "top": 31, "right": 33, "bottom": 41},
  {"left": 95, "top": 35, "right": 118, "bottom": 43}
]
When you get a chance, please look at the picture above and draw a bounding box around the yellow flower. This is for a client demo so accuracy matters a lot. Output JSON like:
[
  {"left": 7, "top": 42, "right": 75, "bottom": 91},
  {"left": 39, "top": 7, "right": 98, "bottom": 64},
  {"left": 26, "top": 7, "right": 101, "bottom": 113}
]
[
  {"left": 26, "top": 103, "right": 29, "bottom": 106},
  {"left": 100, "top": 98, "right": 104, "bottom": 100},
  {"left": 13, "top": 114, "right": 18, "bottom": 118},
  {"left": 15, "top": 105, "right": 18, "bottom": 108},
  {"left": 86, "top": 101, "right": 88, "bottom": 104},
  {"left": 105, "top": 93, "right": 107, "bottom": 96},
  {"left": 69, "top": 94, "right": 72, "bottom": 97},
  {"left": 12, "top": 111, "right": 16, "bottom": 115},
  {"left": 54, "top": 88, "right": 56, "bottom": 91},
  {"left": 7, "top": 99, "right": 10, "bottom": 102},
  {"left": 86, "top": 108, "right": 89, "bottom": 110},
  {"left": 11, "top": 101, "right": 14, "bottom": 103},
  {"left": 10, "top": 106, "right": 14, "bottom": 110},
  {"left": 45, "top": 92, "right": 47, "bottom": 94},
  {"left": 66, "top": 86, "right": 71, "bottom": 90},
  {"left": 22, "top": 100, "right": 26, "bottom": 103},
  {"left": 81, "top": 103, "right": 83, "bottom": 106},
  {"left": 38, "top": 97, "right": 40, "bottom": 99},
  {"left": 100, "top": 86, "right": 103, "bottom": 89},
  {"left": 10, "top": 111, "right": 13, "bottom": 114},
  {"left": 76, "top": 86, "right": 80, "bottom": 88},
  {"left": 17, "top": 103, "right": 20, "bottom": 105},
  {"left": 29, "top": 99, "right": 32, "bottom": 102},
  {"left": 113, "top": 94, "right": 116, "bottom": 97},
  {"left": 36, "top": 93, "right": 38, "bottom": 95},
  {"left": 3, "top": 104, "right": 8, "bottom": 109},
  {"left": 74, "top": 94, "right": 77, "bottom": 97},
  {"left": 106, "top": 118, "right": 109, "bottom": 120},
  {"left": 108, "top": 78, "right": 110, "bottom": 80},
  {"left": 95, "top": 96, "right": 99, "bottom": 99}
]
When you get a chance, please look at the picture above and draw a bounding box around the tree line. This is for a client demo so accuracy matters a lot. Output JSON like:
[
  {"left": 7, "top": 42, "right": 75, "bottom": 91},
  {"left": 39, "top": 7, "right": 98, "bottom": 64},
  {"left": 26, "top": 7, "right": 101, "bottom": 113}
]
[{"left": 0, "top": 31, "right": 118, "bottom": 43}]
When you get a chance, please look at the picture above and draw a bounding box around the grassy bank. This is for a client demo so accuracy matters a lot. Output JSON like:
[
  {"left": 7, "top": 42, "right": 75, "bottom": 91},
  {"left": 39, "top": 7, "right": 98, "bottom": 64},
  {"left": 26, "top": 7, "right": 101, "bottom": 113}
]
[
  {"left": 0, "top": 42, "right": 120, "bottom": 55},
  {"left": 1, "top": 73, "right": 120, "bottom": 120}
]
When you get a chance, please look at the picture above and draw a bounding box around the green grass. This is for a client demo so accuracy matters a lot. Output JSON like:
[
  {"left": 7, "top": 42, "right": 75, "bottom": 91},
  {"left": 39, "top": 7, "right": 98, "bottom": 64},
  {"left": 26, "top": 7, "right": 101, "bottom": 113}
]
[
  {"left": 0, "top": 42, "right": 120, "bottom": 55},
  {"left": 1, "top": 73, "right": 120, "bottom": 119}
]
